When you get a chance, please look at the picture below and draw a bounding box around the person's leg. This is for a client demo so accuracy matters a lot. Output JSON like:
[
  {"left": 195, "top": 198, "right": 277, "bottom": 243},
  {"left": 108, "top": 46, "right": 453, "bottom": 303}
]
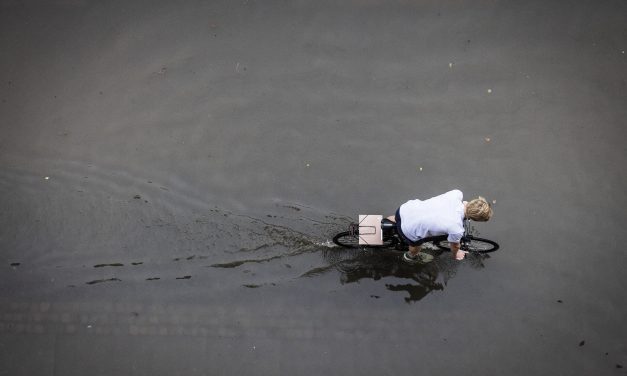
[
  {"left": 392, "top": 211, "right": 420, "bottom": 256},
  {"left": 408, "top": 244, "right": 421, "bottom": 257},
  {"left": 394, "top": 209, "right": 430, "bottom": 262}
]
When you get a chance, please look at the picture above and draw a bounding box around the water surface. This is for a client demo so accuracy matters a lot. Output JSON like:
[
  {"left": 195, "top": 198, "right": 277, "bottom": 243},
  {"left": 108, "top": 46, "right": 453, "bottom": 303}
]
[{"left": 1, "top": 0, "right": 626, "bottom": 374}]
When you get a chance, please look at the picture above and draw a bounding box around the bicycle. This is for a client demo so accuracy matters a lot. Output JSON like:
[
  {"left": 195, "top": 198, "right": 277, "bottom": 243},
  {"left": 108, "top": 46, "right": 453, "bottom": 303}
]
[{"left": 333, "top": 216, "right": 499, "bottom": 254}]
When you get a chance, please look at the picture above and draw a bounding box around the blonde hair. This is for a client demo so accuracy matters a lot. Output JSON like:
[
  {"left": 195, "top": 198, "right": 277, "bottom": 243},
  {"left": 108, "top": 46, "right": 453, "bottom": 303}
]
[{"left": 466, "top": 196, "right": 493, "bottom": 221}]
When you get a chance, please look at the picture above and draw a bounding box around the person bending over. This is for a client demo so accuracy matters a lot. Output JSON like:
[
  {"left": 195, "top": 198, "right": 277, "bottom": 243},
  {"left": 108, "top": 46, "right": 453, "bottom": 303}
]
[{"left": 387, "top": 190, "right": 493, "bottom": 263}]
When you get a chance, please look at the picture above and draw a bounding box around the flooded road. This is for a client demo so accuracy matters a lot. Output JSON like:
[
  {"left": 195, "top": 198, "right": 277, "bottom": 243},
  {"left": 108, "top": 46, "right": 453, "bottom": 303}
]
[{"left": 1, "top": 0, "right": 626, "bottom": 374}]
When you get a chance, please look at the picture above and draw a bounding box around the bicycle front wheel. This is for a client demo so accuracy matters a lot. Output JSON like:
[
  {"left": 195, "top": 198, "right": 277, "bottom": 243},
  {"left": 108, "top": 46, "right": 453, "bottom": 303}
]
[{"left": 434, "top": 237, "right": 499, "bottom": 253}]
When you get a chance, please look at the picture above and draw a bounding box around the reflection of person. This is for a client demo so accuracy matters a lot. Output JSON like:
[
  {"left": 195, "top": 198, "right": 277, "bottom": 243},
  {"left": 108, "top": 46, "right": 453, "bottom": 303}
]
[{"left": 387, "top": 190, "right": 493, "bottom": 263}]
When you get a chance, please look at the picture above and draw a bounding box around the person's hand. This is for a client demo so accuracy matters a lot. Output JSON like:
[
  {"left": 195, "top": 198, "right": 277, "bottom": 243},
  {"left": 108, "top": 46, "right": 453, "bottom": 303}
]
[{"left": 455, "top": 249, "right": 467, "bottom": 260}]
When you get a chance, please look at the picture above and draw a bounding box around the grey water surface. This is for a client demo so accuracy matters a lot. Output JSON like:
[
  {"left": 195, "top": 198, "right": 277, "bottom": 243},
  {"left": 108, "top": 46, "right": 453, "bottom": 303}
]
[{"left": 1, "top": 0, "right": 626, "bottom": 375}]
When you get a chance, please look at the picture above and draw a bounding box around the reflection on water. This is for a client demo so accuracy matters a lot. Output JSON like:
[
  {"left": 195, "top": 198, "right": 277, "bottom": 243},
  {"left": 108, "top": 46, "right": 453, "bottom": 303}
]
[{"left": 316, "top": 246, "right": 492, "bottom": 303}]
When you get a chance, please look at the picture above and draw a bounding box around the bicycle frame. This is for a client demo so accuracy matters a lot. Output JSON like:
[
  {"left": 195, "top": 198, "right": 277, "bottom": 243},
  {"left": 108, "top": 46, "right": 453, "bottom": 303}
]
[{"left": 334, "top": 216, "right": 499, "bottom": 253}]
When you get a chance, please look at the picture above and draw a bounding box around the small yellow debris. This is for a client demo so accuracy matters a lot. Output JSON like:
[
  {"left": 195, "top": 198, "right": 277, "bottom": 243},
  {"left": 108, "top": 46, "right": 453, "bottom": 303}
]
[{"left": 487, "top": 89, "right": 492, "bottom": 94}]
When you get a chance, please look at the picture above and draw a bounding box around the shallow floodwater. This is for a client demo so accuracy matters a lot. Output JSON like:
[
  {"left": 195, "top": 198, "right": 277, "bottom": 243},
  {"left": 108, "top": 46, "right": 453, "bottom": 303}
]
[
  {"left": 1, "top": 0, "right": 626, "bottom": 374},
  {"left": 1, "top": 163, "right": 478, "bottom": 303}
]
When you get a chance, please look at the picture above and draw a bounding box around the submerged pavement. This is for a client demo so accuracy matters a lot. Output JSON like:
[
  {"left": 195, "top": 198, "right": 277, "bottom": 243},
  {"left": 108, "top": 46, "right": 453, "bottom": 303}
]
[{"left": 1, "top": 0, "right": 626, "bottom": 374}]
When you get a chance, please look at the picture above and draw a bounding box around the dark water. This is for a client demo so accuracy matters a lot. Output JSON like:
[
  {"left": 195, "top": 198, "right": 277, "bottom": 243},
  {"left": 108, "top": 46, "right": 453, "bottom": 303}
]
[
  {"left": 0, "top": 163, "right": 486, "bottom": 304},
  {"left": 1, "top": 0, "right": 626, "bottom": 374}
]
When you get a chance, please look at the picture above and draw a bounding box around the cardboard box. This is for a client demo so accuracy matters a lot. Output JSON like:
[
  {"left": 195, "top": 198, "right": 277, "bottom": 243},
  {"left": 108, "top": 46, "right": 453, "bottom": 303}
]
[{"left": 358, "top": 215, "right": 383, "bottom": 245}]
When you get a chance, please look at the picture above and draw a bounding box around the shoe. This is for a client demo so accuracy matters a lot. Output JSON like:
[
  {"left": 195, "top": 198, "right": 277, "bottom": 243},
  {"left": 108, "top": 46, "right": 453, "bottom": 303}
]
[{"left": 403, "top": 252, "right": 434, "bottom": 264}]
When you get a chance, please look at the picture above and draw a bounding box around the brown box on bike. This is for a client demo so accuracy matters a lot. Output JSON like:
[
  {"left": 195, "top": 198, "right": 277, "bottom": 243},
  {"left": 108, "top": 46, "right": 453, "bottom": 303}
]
[{"left": 358, "top": 215, "right": 383, "bottom": 245}]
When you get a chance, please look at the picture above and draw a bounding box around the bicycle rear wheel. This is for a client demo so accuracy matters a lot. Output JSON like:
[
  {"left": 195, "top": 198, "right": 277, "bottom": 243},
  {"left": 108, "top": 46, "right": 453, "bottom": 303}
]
[
  {"left": 332, "top": 230, "right": 398, "bottom": 249},
  {"left": 333, "top": 231, "right": 360, "bottom": 248},
  {"left": 434, "top": 237, "right": 499, "bottom": 253}
]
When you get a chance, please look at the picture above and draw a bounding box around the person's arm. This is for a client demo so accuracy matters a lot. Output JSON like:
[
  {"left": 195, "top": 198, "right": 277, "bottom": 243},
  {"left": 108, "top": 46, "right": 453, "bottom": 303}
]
[
  {"left": 449, "top": 242, "right": 466, "bottom": 260},
  {"left": 448, "top": 230, "right": 465, "bottom": 260}
]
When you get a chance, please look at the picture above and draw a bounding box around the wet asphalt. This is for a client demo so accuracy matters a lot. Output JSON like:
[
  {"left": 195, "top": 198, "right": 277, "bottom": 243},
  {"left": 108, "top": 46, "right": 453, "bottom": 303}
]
[{"left": 1, "top": 0, "right": 626, "bottom": 374}]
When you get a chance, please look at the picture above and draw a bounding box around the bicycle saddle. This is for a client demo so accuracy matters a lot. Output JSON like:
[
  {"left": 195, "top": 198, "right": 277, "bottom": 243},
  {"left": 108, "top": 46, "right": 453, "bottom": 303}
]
[{"left": 381, "top": 218, "right": 396, "bottom": 229}]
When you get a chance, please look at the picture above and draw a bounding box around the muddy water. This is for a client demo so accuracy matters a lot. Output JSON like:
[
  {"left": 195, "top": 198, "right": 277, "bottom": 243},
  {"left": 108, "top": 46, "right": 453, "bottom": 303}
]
[{"left": 1, "top": 0, "right": 626, "bottom": 374}]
